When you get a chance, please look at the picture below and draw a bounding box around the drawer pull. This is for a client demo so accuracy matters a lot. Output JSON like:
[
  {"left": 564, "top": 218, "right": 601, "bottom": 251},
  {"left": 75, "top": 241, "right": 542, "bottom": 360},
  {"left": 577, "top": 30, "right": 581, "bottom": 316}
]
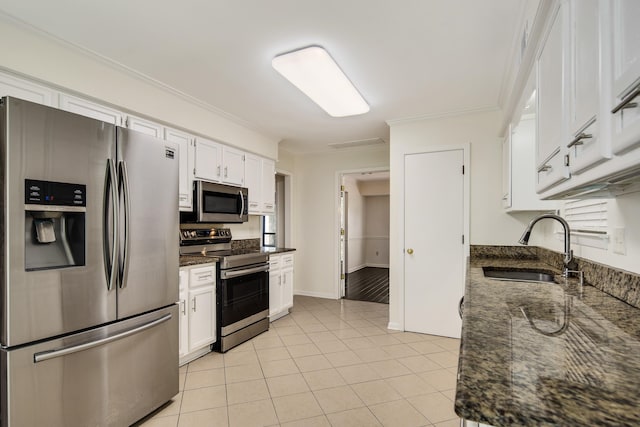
[
  {"left": 567, "top": 133, "right": 592, "bottom": 148},
  {"left": 611, "top": 86, "right": 640, "bottom": 114}
]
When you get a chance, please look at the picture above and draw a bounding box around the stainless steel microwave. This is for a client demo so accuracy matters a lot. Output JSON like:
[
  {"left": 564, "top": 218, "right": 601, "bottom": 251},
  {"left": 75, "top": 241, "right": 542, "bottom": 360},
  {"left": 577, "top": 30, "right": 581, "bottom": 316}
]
[{"left": 181, "top": 181, "right": 248, "bottom": 223}]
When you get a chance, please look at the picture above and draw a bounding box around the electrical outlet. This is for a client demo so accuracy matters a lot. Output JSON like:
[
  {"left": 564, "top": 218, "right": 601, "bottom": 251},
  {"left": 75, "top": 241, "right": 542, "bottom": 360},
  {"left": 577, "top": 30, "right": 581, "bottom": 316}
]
[{"left": 613, "top": 227, "right": 626, "bottom": 255}]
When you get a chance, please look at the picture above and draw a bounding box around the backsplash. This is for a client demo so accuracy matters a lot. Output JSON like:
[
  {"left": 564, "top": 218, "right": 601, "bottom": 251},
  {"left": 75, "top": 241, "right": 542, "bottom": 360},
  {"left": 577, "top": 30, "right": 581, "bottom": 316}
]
[
  {"left": 231, "top": 238, "right": 260, "bottom": 250},
  {"left": 471, "top": 245, "right": 640, "bottom": 309}
]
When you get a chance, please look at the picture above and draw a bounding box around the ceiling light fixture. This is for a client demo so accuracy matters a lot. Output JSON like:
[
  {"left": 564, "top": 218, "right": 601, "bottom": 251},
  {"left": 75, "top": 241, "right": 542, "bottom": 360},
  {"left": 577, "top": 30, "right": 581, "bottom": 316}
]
[{"left": 272, "top": 46, "right": 370, "bottom": 117}]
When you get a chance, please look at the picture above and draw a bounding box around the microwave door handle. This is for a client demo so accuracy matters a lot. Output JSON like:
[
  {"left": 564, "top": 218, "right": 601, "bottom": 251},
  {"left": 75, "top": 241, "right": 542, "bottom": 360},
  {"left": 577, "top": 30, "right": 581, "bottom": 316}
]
[
  {"left": 103, "top": 159, "right": 118, "bottom": 291},
  {"left": 118, "top": 161, "right": 132, "bottom": 288},
  {"left": 239, "top": 190, "right": 245, "bottom": 219}
]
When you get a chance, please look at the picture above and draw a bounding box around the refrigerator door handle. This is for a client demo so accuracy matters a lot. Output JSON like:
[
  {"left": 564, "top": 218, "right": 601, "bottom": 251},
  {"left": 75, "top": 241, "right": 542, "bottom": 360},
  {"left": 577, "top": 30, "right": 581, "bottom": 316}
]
[
  {"left": 33, "top": 313, "right": 172, "bottom": 363},
  {"left": 118, "top": 160, "right": 132, "bottom": 288},
  {"left": 103, "top": 159, "right": 119, "bottom": 291}
]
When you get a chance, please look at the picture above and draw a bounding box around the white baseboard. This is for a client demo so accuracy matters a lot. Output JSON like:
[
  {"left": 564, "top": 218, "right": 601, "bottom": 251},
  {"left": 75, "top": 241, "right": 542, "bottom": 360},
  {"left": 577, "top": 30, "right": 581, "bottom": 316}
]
[
  {"left": 293, "top": 290, "right": 337, "bottom": 299},
  {"left": 347, "top": 264, "right": 366, "bottom": 274},
  {"left": 179, "top": 345, "right": 212, "bottom": 367},
  {"left": 366, "top": 263, "right": 389, "bottom": 269},
  {"left": 387, "top": 321, "right": 403, "bottom": 331}
]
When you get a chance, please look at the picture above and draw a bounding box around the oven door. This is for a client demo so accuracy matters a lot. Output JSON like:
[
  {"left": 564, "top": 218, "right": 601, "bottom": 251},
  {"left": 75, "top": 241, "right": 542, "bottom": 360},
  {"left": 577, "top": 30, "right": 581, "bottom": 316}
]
[
  {"left": 219, "top": 264, "right": 269, "bottom": 334},
  {"left": 197, "top": 181, "right": 248, "bottom": 223}
]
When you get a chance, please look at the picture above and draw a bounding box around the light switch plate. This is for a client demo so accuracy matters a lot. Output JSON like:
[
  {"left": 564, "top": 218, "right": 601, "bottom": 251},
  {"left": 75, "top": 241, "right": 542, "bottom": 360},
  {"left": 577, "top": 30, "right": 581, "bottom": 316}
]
[{"left": 612, "top": 227, "right": 626, "bottom": 255}]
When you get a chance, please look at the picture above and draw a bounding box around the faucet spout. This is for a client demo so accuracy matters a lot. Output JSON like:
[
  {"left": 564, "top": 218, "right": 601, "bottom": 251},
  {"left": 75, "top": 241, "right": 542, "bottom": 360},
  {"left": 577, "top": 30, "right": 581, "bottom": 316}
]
[{"left": 519, "top": 213, "right": 576, "bottom": 275}]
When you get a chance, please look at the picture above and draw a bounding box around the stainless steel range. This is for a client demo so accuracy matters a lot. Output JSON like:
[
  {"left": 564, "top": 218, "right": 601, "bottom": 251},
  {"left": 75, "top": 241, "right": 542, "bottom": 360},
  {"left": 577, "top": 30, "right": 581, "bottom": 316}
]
[{"left": 180, "top": 227, "right": 269, "bottom": 352}]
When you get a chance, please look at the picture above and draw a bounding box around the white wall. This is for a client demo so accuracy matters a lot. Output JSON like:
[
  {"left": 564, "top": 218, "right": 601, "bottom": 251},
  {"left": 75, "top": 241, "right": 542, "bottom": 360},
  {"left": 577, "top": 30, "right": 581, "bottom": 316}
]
[
  {"left": 388, "top": 109, "right": 541, "bottom": 329},
  {"left": 0, "top": 15, "right": 279, "bottom": 159},
  {"left": 364, "top": 195, "right": 390, "bottom": 267},
  {"left": 289, "top": 146, "right": 389, "bottom": 298},
  {"left": 344, "top": 176, "right": 366, "bottom": 273},
  {"left": 359, "top": 179, "right": 390, "bottom": 196}
]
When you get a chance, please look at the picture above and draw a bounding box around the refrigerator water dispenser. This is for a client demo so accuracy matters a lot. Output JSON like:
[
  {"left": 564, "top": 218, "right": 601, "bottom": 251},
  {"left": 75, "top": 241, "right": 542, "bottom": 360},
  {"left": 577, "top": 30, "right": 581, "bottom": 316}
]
[{"left": 24, "top": 179, "right": 86, "bottom": 271}]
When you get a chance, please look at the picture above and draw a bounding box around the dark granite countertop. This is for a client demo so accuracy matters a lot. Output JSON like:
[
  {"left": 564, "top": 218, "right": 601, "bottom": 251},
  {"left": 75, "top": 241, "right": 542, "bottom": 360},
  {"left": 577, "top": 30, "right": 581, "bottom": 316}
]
[
  {"left": 455, "top": 249, "right": 640, "bottom": 426},
  {"left": 179, "top": 247, "right": 296, "bottom": 268}
]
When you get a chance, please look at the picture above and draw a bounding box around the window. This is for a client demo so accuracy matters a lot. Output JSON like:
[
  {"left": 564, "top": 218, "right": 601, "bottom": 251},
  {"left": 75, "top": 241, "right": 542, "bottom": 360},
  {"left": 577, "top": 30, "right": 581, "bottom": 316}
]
[
  {"left": 262, "top": 215, "right": 276, "bottom": 247},
  {"left": 560, "top": 199, "right": 609, "bottom": 249}
]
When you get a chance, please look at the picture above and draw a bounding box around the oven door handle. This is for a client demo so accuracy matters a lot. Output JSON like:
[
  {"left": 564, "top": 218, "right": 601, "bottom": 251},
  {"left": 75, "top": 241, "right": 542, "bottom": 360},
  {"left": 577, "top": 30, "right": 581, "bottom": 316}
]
[{"left": 220, "top": 264, "right": 269, "bottom": 279}]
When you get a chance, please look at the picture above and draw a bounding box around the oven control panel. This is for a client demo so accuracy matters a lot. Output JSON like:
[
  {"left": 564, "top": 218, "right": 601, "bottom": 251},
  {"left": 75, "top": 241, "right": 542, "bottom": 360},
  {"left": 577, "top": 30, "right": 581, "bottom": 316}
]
[{"left": 179, "top": 227, "right": 232, "bottom": 245}]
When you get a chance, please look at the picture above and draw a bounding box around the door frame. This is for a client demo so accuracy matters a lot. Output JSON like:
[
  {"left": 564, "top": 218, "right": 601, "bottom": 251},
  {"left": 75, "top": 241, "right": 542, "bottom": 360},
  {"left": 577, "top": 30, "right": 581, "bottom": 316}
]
[
  {"left": 390, "top": 144, "right": 470, "bottom": 331},
  {"left": 275, "top": 168, "right": 294, "bottom": 248},
  {"left": 334, "top": 167, "right": 389, "bottom": 299}
]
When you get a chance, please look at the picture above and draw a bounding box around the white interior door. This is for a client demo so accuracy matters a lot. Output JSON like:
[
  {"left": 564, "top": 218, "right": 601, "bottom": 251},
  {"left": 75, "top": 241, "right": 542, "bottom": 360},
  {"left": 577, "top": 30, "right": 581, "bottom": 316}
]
[{"left": 404, "top": 149, "right": 464, "bottom": 338}]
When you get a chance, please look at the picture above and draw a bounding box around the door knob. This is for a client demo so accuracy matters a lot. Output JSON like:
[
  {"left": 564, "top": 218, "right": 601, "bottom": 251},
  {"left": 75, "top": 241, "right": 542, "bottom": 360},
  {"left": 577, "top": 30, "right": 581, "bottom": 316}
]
[{"left": 406, "top": 248, "right": 414, "bottom": 254}]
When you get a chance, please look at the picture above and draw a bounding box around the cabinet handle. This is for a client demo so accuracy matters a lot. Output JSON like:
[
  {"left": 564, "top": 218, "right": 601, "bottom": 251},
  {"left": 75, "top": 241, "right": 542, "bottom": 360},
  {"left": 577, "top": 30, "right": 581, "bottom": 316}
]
[
  {"left": 224, "top": 166, "right": 228, "bottom": 178},
  {"left": 567, "top": 133, "right": 592, "bottom": 148},
  {"left": 406, "top": 248, "right": 414, "bottom": 255},
  {"left": 192, "top": 298, "right": 196, "bottom": 312},
  {"left": 180, "top": 300, "right": 186, "bottom": 315},
  {"left": 611, "top": 86, "right": 640, "bottom": 114},
  {"left": 537, "top": 164, "right": 551, "bottom": 173},
  {"left": 217, "top": 165, "right": 221, "bottom": 177}
]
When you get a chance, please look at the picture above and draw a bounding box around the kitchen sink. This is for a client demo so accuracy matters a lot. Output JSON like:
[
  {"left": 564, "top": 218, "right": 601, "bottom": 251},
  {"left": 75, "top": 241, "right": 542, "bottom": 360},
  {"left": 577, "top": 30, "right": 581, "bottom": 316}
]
[{"left": 482, "top": 267, "right": 557, "bottom": 283}]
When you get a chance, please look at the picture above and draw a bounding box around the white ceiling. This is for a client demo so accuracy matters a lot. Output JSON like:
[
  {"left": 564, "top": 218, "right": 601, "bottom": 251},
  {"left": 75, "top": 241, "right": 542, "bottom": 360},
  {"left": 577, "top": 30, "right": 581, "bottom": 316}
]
[{"left": 0, "top": 0, "right": 524, "bottom": 153}]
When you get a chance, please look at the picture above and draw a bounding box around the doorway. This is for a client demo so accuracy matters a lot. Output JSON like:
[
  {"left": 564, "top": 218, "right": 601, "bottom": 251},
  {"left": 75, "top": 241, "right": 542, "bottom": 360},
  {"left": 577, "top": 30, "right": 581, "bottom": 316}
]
[{"left": 339, "top": 170, "right": 390, "bottom": 304}]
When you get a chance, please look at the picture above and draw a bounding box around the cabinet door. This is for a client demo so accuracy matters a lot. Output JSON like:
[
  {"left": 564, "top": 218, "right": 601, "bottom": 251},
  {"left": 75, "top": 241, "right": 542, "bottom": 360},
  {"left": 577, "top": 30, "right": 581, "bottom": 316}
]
[
  {"left": 126, "top": 115, "right": 164, "bottom": 138},
  {"left": 195, "top": 138, "right": 222, "bottom": 182},
  {"left": 188, "top": 286, "right": 216, "bottom": 351},
  {"left": 178, "top": 270, "right": 189, "bottom": 358},
  {"left": 536, "top": 3, "right": 570, "bottom": 191},
  {"left": 611, "top": 0, "right": 640, "bottom": 154},
  {"left": 261, "top": 158, "right": 276, "bottom": 213},
  {"left": 282, "top": 268, "right": 294, "bottom": 310},
  {"left": 222, "top": 146, "right": 245, "bottom": 186},
  {"left": 567, "top": 0, "right": 609, "bottom": 174},
  {"left": 502, "top": 130, "right": 512, "bottom": 209},
  {"left": 0, "top": 73, "right": 56, "bottom": 106},
  {"left": 166, "top": 128, "right": 195, "bottom": 211},
  {"left": 244, "top": 154, "right": 262, "bottom": 213},
  {"left": 269, "top": 271, "right": 281, "bottom": 318},
  {"left": 59, "top": 94, "right": 123, "bottom": 125}
]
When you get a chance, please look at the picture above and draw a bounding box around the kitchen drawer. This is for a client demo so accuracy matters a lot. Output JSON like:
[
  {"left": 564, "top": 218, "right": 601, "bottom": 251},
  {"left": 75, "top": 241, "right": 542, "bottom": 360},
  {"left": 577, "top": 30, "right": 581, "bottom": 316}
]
[
  {"left": 269, "top": 256, "right": 281, "bottom": 271},
  {"left": 282, "top": 254, "right": 294, "bottom": 268},
  {"left": 189, "top": 266, "right": 216, "bottom": 288}
]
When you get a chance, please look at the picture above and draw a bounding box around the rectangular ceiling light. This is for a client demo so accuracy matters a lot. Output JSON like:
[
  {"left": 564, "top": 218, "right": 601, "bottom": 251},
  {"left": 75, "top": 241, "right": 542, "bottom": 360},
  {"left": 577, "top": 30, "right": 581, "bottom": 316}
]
[{"left": 272, "top": 46, "right": 370, "bottom": 117}]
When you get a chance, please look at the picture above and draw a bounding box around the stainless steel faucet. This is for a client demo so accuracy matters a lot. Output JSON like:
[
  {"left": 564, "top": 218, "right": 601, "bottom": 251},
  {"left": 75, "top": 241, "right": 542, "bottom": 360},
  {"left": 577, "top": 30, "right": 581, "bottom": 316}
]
[{"left": 519, "top": 213, "right": 578, "bottom": 277}]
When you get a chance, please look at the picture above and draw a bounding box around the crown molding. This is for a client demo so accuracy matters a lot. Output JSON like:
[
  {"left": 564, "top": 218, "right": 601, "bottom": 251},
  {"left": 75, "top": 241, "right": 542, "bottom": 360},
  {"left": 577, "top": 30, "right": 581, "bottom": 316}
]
[{"left": 385, "top": 104, "right": 500, "bottom": 126}]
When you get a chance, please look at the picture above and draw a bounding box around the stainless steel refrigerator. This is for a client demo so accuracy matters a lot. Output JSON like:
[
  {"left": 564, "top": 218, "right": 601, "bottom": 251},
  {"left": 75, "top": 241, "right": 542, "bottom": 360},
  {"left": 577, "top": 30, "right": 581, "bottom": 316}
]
[{"left": 0, "top": 97, "right": 179, "bottom": 426}]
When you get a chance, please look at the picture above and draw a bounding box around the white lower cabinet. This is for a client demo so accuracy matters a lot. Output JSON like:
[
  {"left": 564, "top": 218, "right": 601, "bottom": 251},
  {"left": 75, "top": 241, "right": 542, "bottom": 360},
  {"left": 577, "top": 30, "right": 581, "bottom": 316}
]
[
  {"left": 269, "top": 253, "right": 294, "bottom": 321},
  {"left": 179, "top": 264, "right": 217, "bottom": 365}
]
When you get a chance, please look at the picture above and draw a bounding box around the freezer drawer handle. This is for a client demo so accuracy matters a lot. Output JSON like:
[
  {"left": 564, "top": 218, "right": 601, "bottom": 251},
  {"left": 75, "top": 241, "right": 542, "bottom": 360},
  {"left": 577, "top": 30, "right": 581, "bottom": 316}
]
[{"left": 33, "top": 313, "right": 172, "bottom": 363}]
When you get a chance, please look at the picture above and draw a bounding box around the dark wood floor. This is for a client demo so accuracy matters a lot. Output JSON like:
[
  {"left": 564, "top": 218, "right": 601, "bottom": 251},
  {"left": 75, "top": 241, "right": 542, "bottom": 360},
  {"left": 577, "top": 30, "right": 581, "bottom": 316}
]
[{"left": 345, "top": 267, "right": 389, "bottom": 304}]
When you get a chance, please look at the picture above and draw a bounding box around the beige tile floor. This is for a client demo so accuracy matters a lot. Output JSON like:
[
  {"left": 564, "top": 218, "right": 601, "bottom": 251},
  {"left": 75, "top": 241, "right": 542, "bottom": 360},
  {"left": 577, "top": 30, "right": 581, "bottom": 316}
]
[{"left": 138, "top": 296, "right": 461, "bottom": 427}]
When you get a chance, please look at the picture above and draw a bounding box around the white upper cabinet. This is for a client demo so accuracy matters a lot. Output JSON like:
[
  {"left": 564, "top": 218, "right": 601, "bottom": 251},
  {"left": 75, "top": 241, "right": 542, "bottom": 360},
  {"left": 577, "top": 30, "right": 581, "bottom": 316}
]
[
  {"left": 126, "top": 115, "right": 164, "bottom": 138},
  {"left": 261, "top": 158, "right": 276, "bottom": 213},
  {"left": 194, "top": 137, "right": 222, "bottom": 182},
  {"left": 59, "top": 94, "right": 124, "bottom": 125},
  {"left": 222, "top": 146, "right": 245, "bottom": 186},
  {"left": 610, "top": 0, "right": 640, "bottom": 155},
  {"left": 194, "top": 138, "right": 245, "bottom": 186},
  {"left": 0, "top": 74, "right": 57, "bottom": 106},
  {"left": 244, "top": 153, "right": 262, "bottom": 213},
  {"left": 166, "top": 127, "right": 195, "bottom": 210},
  {"left": 566, "top": 0, "right": 610, "bottom": 174},
  {"left": 245, "top": 154, "right": 276, "bottom": 215},
  {"left": 536, "top": 2, "right": 570, "bottom": 192}
]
